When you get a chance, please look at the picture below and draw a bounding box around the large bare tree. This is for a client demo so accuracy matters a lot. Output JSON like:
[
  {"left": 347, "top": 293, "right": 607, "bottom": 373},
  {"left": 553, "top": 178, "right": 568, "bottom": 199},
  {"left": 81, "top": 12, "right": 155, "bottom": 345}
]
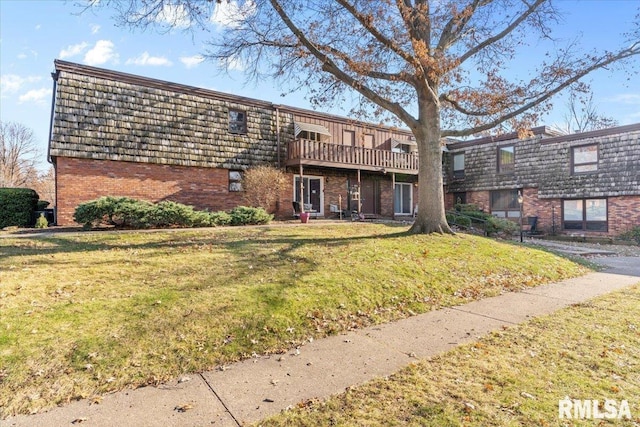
[
  {"left": 556, "top": 91, "right": 619, "bottom": 134},
  {"left": 0, "top": 121, "right": 40, "bottom": 188},
  {"left": 95, "top": 0, "right": 639, "bottom": 234}
]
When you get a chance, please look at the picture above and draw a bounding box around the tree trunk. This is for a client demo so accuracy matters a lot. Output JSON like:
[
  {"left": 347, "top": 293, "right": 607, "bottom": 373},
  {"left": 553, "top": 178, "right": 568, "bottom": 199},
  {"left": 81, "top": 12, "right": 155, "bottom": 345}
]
[{"left": 409, "top": 97, "right": 453, "bottom": 234}]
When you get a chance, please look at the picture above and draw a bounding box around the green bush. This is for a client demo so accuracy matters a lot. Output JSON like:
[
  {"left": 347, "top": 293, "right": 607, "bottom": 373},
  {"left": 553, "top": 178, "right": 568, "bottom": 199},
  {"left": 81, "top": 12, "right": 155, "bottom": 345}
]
[
  {"left": 74, "top": 198, "right": 272, "bottom": 229},
  {"left": 73, "top": 196, "right": 153, "bottom": 229},
  {"left": 35, "top": 213, "right": 49, "bottom": 229},
  {"left": 446, "top": 213, "right": 472, "bottom": 229},
  {"left": 37, "top": 200, "right": 50, "bottom": 210},
  {"left": 486, "top": 216, "right": 520, "bottom": 236},
  {"left": 229, "top": 206, "right": 273, "bottom": 226},
  {"left": 209, "top": 211, "right": 232, "bottom": 226},
  {"left": 0, "top": 188, "right": 39, "bottom": 228},
  {"left": 619, "top": 226, "right": 640, "bottom": 245}
]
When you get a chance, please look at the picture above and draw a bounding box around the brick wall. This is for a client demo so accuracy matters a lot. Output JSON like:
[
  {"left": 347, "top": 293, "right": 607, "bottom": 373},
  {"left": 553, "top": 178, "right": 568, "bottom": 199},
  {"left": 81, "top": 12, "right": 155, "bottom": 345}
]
[
  {"left": 55, "top": 157, "right": 244, "bottom": 225},
  {"left": 445, "top": 187, "right": 639, "bottom": 237}
]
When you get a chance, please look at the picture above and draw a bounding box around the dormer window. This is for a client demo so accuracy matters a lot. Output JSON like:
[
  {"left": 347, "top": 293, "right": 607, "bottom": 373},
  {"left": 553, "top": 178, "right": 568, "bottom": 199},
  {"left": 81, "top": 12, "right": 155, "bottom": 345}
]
[
  {"left": 498, "top": 145, "right": 515, "bottom": 174},
  {"left": 452, "top": 153, "right": 465, "bottom": 179},
  {"left": 229, "top": 109, "right": 247, "bottom": 134},
  {"left": 572, "top": 144, "right": 598, "bottom": 174}
]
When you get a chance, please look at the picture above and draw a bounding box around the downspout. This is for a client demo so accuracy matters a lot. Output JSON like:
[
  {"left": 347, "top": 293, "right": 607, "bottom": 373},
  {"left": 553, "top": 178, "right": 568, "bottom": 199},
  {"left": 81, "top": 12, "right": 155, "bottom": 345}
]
[
  {"left": 47, "top": 69, "right": 60, "bottom": 225},
  {"left": 275, "top": 105, "right": 281, "bottom": 168},
  {"left": 47, "top": 70, "right": 60, "bottom": 165}
]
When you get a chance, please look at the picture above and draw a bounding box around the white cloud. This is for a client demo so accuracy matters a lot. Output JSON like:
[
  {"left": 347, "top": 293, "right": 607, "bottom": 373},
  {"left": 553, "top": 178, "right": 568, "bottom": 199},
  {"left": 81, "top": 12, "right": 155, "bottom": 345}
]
[
  {"left": 155, "top": 3, "right": 191, "bottom": 28},
  {"left": 211, "top": 0, "right": 255, "bottom": 28},
  {"left": 126, "top": 52, "right": 173, "bottom": 67},
  {"left": 35, "top": 24, "right": 41, "bottom": 30},
  {"left": 180, "top": 55, "right": 204, "bottom": 69},
  {"left": 0, "top": 74, "right": 42, "bottom": 94},
  {"left": 60, "top": 42, "right": 89, "bottom": 59},
  {"left": 83, "top": 40, "right": 118, "bottom": 66},
  {"left": 17, "top": 53, "right": 27, "bottom": 59},
  {"left": 19, "top": 88, "right": 50, "bottom": 104},
  {"left": 607, "top": 94, "right": 640, "bottom": 105},
  {"left": 91, "top": 24, "right": 101, "bottom": 34}
]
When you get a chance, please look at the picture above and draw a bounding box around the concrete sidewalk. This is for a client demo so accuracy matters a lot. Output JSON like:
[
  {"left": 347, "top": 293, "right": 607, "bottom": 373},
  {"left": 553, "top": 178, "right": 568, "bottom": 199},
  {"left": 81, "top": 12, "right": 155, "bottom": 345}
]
[{"left": 4, "top": 258, "right": 639, "bottom": 427}]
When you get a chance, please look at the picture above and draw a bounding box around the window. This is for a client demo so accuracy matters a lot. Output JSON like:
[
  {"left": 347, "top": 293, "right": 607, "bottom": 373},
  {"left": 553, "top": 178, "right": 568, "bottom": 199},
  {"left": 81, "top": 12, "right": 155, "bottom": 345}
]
[
  {"left": 563, "top": 199, "right": 607, "bottom": 231},
  {"left": 299, "top": 130, "right": 323, "bottom": 141},
  {"left": 572, "top": 144, "right": 598, "bottom": 174},
  {"left": 498, "top": 145, "right": 515, "bottom": 173},
  {"left": 452, "top": 153, "right": 465, "bottom": 179},
  {"left": 229, "top": 170, "right": 243, "bottom": 192},
  {"left": 228, "top": 109, "right": 247, "bottom": 134},
  {"left": 394, "top": 183, "right": 413, "bottom": 214},
  {"left": 392, "top": 143, "right": 412, "bottom": 153},
  {"left": 490, "top": 189, "right": 521, "bottom": 218},
  {"left": 343, "top": 130, "right": 355, "bottom": 146},
  {"left": 363, "top": 134, "right": 374, "bottom": 149}
]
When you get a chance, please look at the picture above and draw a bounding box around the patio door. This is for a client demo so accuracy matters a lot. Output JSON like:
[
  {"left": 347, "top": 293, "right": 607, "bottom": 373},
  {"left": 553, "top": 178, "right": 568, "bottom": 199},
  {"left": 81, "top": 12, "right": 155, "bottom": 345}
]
[{"left": 294, "top": 176, "right": 323, "bottom": 215}]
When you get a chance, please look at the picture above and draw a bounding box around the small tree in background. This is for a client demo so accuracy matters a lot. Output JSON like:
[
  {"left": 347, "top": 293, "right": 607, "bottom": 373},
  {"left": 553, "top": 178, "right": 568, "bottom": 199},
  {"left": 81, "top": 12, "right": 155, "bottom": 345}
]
[{"left": 242, "top": 165, "right": 288, "bottom": 213}]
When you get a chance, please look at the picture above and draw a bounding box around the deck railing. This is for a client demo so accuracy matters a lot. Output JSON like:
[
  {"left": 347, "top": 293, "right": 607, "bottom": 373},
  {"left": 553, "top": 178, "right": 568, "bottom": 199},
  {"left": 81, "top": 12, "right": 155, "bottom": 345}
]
[{"left": 287, "top": 139, "right": 419, "bottom": 173}]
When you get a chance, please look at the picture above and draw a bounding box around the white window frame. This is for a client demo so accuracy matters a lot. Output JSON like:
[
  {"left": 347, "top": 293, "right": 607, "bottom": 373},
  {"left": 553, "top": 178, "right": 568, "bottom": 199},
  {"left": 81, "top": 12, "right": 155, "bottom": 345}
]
[{"left": 394, "top": 182, "right": 413, "bottom": 215}]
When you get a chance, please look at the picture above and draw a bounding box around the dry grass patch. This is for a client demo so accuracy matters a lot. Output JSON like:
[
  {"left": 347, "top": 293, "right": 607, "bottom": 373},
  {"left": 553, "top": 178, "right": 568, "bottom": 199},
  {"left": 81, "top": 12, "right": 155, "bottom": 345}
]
[
  {"left": 260, "top": 285, "right": 640, "bottom": 426},
  {"left": 0, "top": 223, "right": 587, "bottom": 417}
]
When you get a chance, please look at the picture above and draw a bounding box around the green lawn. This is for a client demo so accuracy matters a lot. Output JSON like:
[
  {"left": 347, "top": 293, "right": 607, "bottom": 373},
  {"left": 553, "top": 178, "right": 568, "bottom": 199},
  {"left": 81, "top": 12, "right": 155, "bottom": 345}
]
[
  {"left": 0, "top": 223, "right": 587, "bottom": 417},
  {"left": 260, "top": 284, "right": 640, "bottom": 426}
]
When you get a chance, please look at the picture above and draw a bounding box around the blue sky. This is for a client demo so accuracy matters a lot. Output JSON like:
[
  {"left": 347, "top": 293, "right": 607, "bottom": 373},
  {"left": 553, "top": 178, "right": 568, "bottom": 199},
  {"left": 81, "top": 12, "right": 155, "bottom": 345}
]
[{"left": 1, "top": 0, "right": 639, "bottom": 170}]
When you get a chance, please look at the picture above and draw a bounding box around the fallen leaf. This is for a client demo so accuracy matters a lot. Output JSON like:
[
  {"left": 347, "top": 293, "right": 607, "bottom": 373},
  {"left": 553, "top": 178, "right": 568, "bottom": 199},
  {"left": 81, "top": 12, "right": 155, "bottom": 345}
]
[
  {"left": 175, "top": 403, "right": 194, "bottom": 412},
  {"left": 71, "top": 417, "right": 88, "bottom": 424}
]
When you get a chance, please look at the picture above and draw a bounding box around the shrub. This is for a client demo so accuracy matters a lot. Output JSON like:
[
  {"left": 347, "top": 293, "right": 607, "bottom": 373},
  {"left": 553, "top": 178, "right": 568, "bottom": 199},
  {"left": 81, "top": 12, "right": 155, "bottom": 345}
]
[
  {"left": 0, "top": 188, "right": 39, "bottom": 228},
  {"left": 149, "top": 201, "right": 203, "bottom": 228},
  {"left": 35, "top": 213, "right": 49, "bottom": 229},
  {"left": 37, "top": 200, "right": 50, "bottom": 210},
  {"left": 74, "top": 196, "right": 153, "bottom": 229},
  {"left": 486, "top": 216, "right": 520, "bottom": 237},
  {"left": 446, "top": 213, "right": 472, "bottom": 229},
  {"left": 619, "top": 226, "right": 640, "bottom": 245},
  {"left": 209, "top": 211, "right": 232, "bottom": 226},
  {"left": 242, "top": 166, "right": 288, "bottom": 213},
  {"left": 229, "top": 206, "right": 273, "bottom": 225}
]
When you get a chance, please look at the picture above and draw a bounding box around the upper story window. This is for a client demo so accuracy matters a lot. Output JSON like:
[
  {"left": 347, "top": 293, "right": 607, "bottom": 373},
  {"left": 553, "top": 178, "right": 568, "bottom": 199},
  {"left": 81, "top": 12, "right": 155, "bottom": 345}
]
[
  {"left": 572, "top": 144, "right": 598, "bottom": 174},
  {"left": 343, "top": 130, "right": 355, "bottom": 146},
  {"left": 228, "top": 109, "right": 247, "bottom": 134},
  {"left": 498, "top": 145, "right": 515, "bottom": 173},
  {"left": 363, "top": 134, "right": 374, "bottom": 149},
  {"left": 299, "top": 131, "right": 323, "bottom": 141},
  {"left": 452, "top": 153, "right": 465, "bottom": 179}
]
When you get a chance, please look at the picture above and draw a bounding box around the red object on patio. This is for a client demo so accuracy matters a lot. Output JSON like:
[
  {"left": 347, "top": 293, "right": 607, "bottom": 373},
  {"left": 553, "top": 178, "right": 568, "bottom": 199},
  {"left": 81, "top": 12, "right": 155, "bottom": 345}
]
[{"left": 300, "top": 212, "right": 310, "bottom": 223}]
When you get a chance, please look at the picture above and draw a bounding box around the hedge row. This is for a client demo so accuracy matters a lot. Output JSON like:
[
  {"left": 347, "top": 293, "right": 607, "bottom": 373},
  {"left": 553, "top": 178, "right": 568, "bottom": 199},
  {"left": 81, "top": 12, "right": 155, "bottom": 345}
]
[
  {"left": 0, "top": 188, "right": 40, "bottom": 228},
  {"left": 73, "top": 197, "right": 272, "bottom": 229}
]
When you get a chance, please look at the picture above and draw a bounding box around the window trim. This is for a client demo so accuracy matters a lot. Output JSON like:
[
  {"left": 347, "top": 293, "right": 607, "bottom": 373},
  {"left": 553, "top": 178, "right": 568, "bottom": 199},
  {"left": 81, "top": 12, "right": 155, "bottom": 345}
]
[
  {"left": 571, "top": 143, "right": 599, "bottom": 175},
  {"left": 228, "top": 109, "right": 247, "bottom": 134},
  {"left": 562, "top": 198, "right": 608, "bottom": 232},
  {"left": 490, "top": 188, "right": 522, "bottom": 218},
  {"left": 497, "top": 144, "right": 515, "bottom": 174}
]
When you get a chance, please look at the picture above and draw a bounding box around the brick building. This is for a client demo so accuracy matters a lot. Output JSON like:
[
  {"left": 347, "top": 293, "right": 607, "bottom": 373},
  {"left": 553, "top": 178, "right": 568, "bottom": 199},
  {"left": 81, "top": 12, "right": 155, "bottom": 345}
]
[
  {"left": 443, "top": 124, "right": 640, "bottom": 237},
  {"left": 48, "top": 60, "right": 419, "bottom": 225}
]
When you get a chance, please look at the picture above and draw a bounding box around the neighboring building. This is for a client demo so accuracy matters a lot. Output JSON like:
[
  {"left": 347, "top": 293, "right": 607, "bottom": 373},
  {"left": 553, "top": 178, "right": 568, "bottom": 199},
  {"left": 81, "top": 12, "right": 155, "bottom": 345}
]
[
  {"left": 444, "top": 124, "right": 640, "bottom": 237},
  {"left": 48, "top": 60, "right": 419, "bottom": 225}
]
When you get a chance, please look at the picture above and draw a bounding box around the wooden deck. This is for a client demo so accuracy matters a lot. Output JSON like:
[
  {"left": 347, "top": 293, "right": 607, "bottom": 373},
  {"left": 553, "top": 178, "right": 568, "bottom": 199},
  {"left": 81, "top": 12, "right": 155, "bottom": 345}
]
[{"left": 286, "top": 139, "right": 419, "bottom": 174}]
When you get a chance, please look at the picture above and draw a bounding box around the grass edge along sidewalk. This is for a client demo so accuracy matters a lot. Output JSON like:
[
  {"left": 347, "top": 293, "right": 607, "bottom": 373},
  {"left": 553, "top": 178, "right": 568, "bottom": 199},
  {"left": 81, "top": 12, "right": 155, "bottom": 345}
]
[{"left": 259, "top": 283, "right": 640, "bottom": 427}]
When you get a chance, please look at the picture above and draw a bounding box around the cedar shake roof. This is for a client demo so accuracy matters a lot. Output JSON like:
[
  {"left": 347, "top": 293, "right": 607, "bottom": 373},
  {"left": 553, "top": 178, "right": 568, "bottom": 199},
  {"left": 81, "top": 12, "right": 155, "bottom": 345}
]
[
  {"left": 49, "top": 60, "right": 412, "bottom": 170},
  {"left": 446, "top": 123, "right": 640, "bottom": 198}
]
